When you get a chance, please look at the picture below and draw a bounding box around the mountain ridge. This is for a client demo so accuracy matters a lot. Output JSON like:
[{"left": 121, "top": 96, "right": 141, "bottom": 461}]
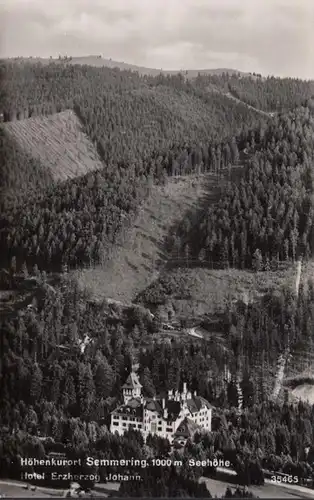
[{"left": 2, "top": 55, "right": 253, "bottom": 78}]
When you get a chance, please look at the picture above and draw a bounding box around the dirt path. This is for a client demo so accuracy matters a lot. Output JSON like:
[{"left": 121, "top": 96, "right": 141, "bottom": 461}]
[{"left": 224, "top": 92, "right": 276, "bottom": 117}]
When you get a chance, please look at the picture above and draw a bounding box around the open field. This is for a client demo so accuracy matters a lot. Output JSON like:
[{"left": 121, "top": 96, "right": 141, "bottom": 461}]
[
  {"left": 3, "top": 110, "right": 103, "bottom": 181},
  {"left": 73, "top": 173, "right": 225, "bottom": 303}
]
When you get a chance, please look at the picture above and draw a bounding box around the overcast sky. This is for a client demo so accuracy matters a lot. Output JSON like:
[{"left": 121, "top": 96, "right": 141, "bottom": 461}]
[{"left": 1, "top": 0, "right": 313, "bottom": 79}]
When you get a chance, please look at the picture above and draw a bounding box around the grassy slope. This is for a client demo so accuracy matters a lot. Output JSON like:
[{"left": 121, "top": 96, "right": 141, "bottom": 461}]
[
  {"left": 73, "top": 159, "right": 308, "bottom": 315},
  {"left": 3, "top": 110, "right": 103, "bottom": 181},
  {"left": 139, "top": 264, "right": 300, "bottom": 319},
  {"left": 73, "top": 173, "right": 224, "bottom": 303},
  {"left": 148, "top": 260, "right": 314, "bottom": 318}
]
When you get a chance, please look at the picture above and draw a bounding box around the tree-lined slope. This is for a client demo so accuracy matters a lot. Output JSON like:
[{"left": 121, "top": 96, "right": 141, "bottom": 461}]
[
  {"left": 0, "top": 167, "right": 149, "bottom": 272},
  {"left": 3, "top": 110, "right": 104, "bottom": 181},
  {"left": 194, "top": 72, "right": 314, "bottom": 112},
  {"left": 0, "top": 128, "right": 54, "bottom": 211},
  {"left": 0, "top": 117, "right": 256, "bottom": 275},
  {"left": 0, "top": 62, "right": 268, "bottom": 164},
  {"left": 169, "top": 107, "right": 314, "bottom": 270}
]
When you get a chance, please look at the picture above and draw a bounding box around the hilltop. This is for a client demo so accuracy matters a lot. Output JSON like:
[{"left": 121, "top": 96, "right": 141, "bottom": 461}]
[
  {"left": 3, "top": 55, "right": 249, "bottom": 78},
  {"left": 66, "top": 58, "right": 248, "bottom": 79}
]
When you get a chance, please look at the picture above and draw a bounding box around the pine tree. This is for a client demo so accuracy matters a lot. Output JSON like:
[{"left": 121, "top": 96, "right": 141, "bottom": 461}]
[
  {"left": 94, "top": 358, "right": 114, "bottom": 399},
  {"left": 29, "top": 364, "right": 43, "bottom": 404}
]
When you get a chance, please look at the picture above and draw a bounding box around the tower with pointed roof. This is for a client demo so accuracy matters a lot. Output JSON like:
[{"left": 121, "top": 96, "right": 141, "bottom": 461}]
[
  {"left": 122, "top": 369, "right": 142, "bottom": 404},
  {"left": 110, "top": 372, "right": 212, "bottom": 443}
]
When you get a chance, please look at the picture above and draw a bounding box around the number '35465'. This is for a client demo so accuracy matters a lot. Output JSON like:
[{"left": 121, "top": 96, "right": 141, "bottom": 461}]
[{"left": 270, "top": 475, "right": 298, "bottom": 484}]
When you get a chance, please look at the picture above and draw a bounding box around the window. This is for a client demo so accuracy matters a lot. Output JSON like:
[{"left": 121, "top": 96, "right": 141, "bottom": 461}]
[
  {"left": 151, "top": 423, "right": 157, "bottom": 433},
  {"left": 158, "top": 426, "right": 162, "bottom": 431},
  {"left": 166, "top": 427, "right": 172, "bottom": 432},
  {"left": 113, "top": 422, "right": 119, "bottom": 426}
]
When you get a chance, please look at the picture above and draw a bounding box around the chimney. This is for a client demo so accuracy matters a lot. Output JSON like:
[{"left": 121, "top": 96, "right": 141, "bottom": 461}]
[
  {"left": 194, "top": 390, "right": 197, "bottom": 397},
  {"left": 183, "top": 382, "right": 187, "bottom": 394},
  {"left": 162, "top": 398, "right": 165, "bottom": 409}
]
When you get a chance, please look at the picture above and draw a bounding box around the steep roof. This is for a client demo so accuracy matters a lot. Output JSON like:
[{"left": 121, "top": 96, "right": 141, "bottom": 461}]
[
  {"left": 112, "top": 397, "right": 143, "bottom": 419},
  {"left": 122, "top": 371, "right": 142, "bottom": 389},
  {"left": 145, "top": 394, "right": 212, "bottom": 422},
  {"left": 186, "top": 396, "right": 212, "bottom": 414},
  {"left": 174, "top": 417, "right": 201, "bottom": 438},
  {"left": 145, "top": 398, "right": 182, "bottom": 422}
]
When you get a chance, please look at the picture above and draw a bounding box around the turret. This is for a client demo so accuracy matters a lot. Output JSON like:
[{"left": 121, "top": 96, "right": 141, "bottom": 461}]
[{"left": 122, "top": 370, "right": 142, "bottom": 404}]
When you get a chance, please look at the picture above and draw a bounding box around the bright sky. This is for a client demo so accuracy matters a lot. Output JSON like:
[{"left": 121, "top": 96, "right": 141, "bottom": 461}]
[{"left": 1, "top": 0, "right": 313, "bottom": 78}]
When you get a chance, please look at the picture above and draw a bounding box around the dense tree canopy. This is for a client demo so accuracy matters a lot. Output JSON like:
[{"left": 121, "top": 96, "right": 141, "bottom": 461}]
[
  {"left": 170, "top": 107, "right": 314, "bottom": 269},
  {"left": 193, "top": 72, "right": 314, "bottom": 112}
]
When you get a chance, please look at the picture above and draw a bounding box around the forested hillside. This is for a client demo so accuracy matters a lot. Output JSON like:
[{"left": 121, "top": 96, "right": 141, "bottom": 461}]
[
  {"left": 0, "top": 62, "right": 264, "bottom": 166},
  {"left": 193, "top": 72, "right": 314, "bottom": 112},
  {"left": 0, "top": 107, "right": 260, "bottom": 274},
  {"left": 0, "top": 128, "right": 54, "bottom": 211},
  {"left": 170, "top": 107, "right": 314, "bottom": 270},
  {"left": 0, "top": 60, "right": 267, "bottom": 241},
  {"left": 0, "top": 165, "right": 149, "bottom": 271},
  {"left": 1, "top": 274, "right": 314, "bottom": 491}
]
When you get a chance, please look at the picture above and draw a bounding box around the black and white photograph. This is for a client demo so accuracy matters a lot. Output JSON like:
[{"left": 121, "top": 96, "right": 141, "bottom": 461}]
[{"left": 1, "top": 0, "right": 314, "bottom": 498}]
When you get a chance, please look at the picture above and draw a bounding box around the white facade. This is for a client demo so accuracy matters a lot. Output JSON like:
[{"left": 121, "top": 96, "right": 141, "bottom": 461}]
[{"left": 110, "top": 374, "right": 212, "bottom": 443}]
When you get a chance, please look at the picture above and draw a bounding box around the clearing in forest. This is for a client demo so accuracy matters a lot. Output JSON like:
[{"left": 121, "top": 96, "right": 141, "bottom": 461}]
[
  {"left": 74, "top": 173, "right": 224, "bottom": 303},
  {"left": 4, "top": 110, "right": 103, "bottom": 181},
  {"left": 137, "top": 261, "right": 306, "bottom": 325}
]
